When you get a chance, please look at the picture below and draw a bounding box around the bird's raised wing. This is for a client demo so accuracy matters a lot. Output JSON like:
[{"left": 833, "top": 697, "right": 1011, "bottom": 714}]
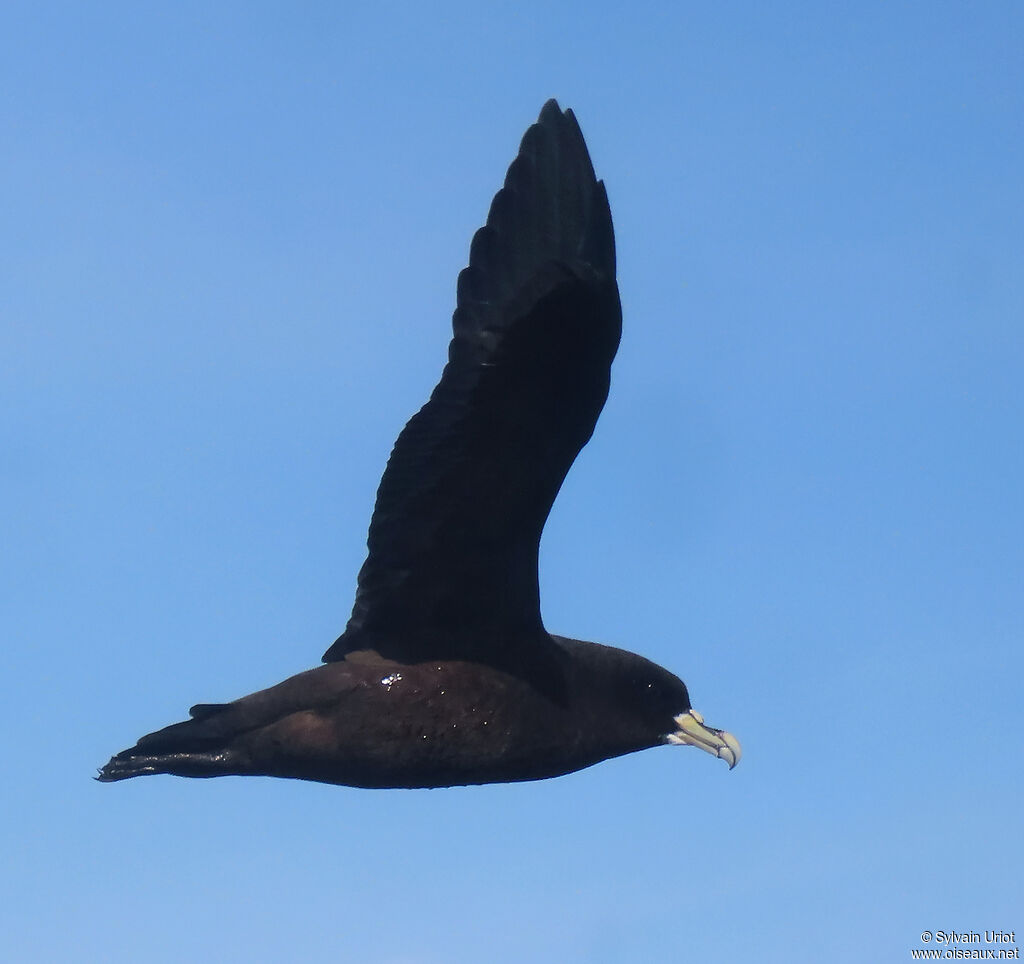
[{"left": 324, "top": 101, "right": 621, "bottom": 674}]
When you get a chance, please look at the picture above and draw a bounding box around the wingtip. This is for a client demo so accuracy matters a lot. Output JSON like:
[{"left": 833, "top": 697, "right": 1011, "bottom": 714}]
[
  {"left": 534, "top": 100, "right": 587, "bottom": 153},
  {"left": 535, "top": 100, "right": 588, "bottom": 158},
  {"left": 562, "top": 106, "right": 583, "bottom": 140},
  {"left": 452, "top": 99, "right": 614, "bottom": 335},
  {"left": 538, "top": 98, "right": 563, "bottom": 122}
]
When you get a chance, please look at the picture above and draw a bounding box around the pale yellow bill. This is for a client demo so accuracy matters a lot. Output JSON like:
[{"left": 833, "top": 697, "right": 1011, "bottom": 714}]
[{"left": 667, "top": 709, "right": 741, "bottom": 769}]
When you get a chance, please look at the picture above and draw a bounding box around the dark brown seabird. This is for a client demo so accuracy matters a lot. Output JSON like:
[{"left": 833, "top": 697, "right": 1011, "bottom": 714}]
[{"left": 99, "top": 100, "right": 740, "bottom": 790}]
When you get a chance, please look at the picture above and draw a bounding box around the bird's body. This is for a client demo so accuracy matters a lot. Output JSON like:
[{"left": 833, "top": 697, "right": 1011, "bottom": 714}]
[
  {"left": 99, "top": 101, "right": 739, "bottom": 790},
  {"left": 101, "top": 638, "right": 707, "bottom": 789}
]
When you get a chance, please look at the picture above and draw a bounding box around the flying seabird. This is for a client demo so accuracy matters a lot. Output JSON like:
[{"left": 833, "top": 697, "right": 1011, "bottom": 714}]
[{"left": 99, "top": 100, "right": 740, "bottom": 789}]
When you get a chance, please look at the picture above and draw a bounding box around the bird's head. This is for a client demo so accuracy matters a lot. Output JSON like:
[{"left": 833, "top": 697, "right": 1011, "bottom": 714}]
[
  {"left": 566, "top": 638, "right": 741, "bottom": 769},
  {"left": 633, "top": 661, "right": 740, "bottom": 769}
]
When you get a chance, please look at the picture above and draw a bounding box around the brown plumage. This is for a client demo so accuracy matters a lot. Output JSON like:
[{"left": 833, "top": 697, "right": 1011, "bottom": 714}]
[{"left": 99, "top": 100, "right": 739, "bottom": 790}]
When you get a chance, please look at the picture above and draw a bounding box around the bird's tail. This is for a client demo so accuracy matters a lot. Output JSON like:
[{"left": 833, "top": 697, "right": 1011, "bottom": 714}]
[{"left": 97, "top": 702, "right": 245, "bottom": 782}]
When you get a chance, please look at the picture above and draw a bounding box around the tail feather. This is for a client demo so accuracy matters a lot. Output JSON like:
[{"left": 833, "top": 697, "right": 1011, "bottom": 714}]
[
  {"left": 99, "top": 663, "right": 340, "bottom": 783},
  {"left": 97, "top": 703, "right": 247, "bottom": 782},
  {"left": 97, "top": 748, "right": 239, "bottom": 782}
]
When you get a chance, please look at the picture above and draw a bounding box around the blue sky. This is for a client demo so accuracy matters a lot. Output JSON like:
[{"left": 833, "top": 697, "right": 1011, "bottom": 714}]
[{"left": 3, "top": 3, "right": 1022, "bottom": 962}]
